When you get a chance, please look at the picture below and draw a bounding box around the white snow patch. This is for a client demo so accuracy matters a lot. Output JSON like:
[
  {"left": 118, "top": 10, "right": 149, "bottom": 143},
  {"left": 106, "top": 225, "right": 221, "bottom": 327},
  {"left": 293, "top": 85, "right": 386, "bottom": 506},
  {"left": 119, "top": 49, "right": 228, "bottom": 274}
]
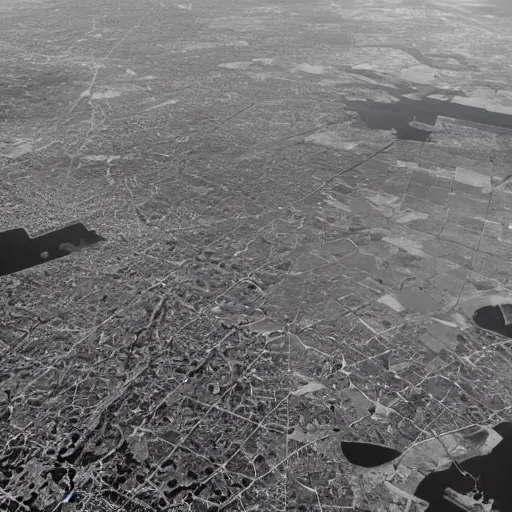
[
  {"left": 293, "top": 63, "right": 330, "bottom": 75},
  {"left": 92, "top": 90, "right": 122, "bottom": 100},
  {"left": 378, "top": 294, "right": 405, "bottom": 313},
  {"left": 219, "top": 61, "right": 252, "bottom": 70}
]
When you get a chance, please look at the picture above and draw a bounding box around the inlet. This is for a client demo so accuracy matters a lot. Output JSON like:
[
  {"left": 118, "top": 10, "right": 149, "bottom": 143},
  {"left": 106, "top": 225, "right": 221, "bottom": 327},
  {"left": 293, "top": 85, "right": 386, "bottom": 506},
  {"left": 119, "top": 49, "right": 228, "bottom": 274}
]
[
  {"left": 342, "top": 422, "right": 512, "bottom": 511},
  {"left": 0, "top": 222, "right": 105, "bottom": 277},
  {"left": 346, "top": 97, "right": 512, "bottom": 142},
  {"left": 473, "top": 304, "right": 512, "bottom": 339}
]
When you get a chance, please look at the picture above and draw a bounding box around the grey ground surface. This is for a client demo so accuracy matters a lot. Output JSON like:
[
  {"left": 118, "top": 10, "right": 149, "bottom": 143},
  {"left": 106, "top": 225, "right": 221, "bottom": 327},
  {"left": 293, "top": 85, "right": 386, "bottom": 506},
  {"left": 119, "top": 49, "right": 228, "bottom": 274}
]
[{"left": 2, "top": 0, "right": 512, "bottom": 510}]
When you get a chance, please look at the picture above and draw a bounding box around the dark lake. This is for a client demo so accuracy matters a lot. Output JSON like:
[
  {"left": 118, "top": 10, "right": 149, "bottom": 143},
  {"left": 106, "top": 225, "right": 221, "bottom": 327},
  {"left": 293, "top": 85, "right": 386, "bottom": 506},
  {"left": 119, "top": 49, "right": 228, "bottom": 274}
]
[
  {"left": 346, "top": 97, "right": 512, "bottom": 141},
  {"left": 0, "top": 222, "right": 105, "bottom": 276},
  {"left": 342, "top": 422, "right": 512, "bottom": 511}
]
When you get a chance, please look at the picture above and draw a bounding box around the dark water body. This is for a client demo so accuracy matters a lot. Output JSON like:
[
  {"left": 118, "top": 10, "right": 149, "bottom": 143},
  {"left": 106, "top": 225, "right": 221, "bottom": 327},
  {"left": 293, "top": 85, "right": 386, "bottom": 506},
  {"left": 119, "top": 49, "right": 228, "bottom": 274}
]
[
  {"left": 340, "top": 441, "right": 401, "bottom": 467},
  {"left": 342, "top": 422, "right": 512, "bottom": 511},
  {"left": 473, "top": 304, "right": 512, "bottom": 339},
  {"left": 0, "top": 222, "right": 105, "bottom": 276},
  {"left": 346, "top": 97, "right": 512, "bottom": 141}
]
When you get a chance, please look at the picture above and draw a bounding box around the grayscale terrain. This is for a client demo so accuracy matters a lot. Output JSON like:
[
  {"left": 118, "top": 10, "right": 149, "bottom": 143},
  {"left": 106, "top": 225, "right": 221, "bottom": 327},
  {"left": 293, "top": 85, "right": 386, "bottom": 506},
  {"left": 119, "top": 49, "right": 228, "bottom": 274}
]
[{"left": 1, "top": 0, "right": 512, "bottom": 510}]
